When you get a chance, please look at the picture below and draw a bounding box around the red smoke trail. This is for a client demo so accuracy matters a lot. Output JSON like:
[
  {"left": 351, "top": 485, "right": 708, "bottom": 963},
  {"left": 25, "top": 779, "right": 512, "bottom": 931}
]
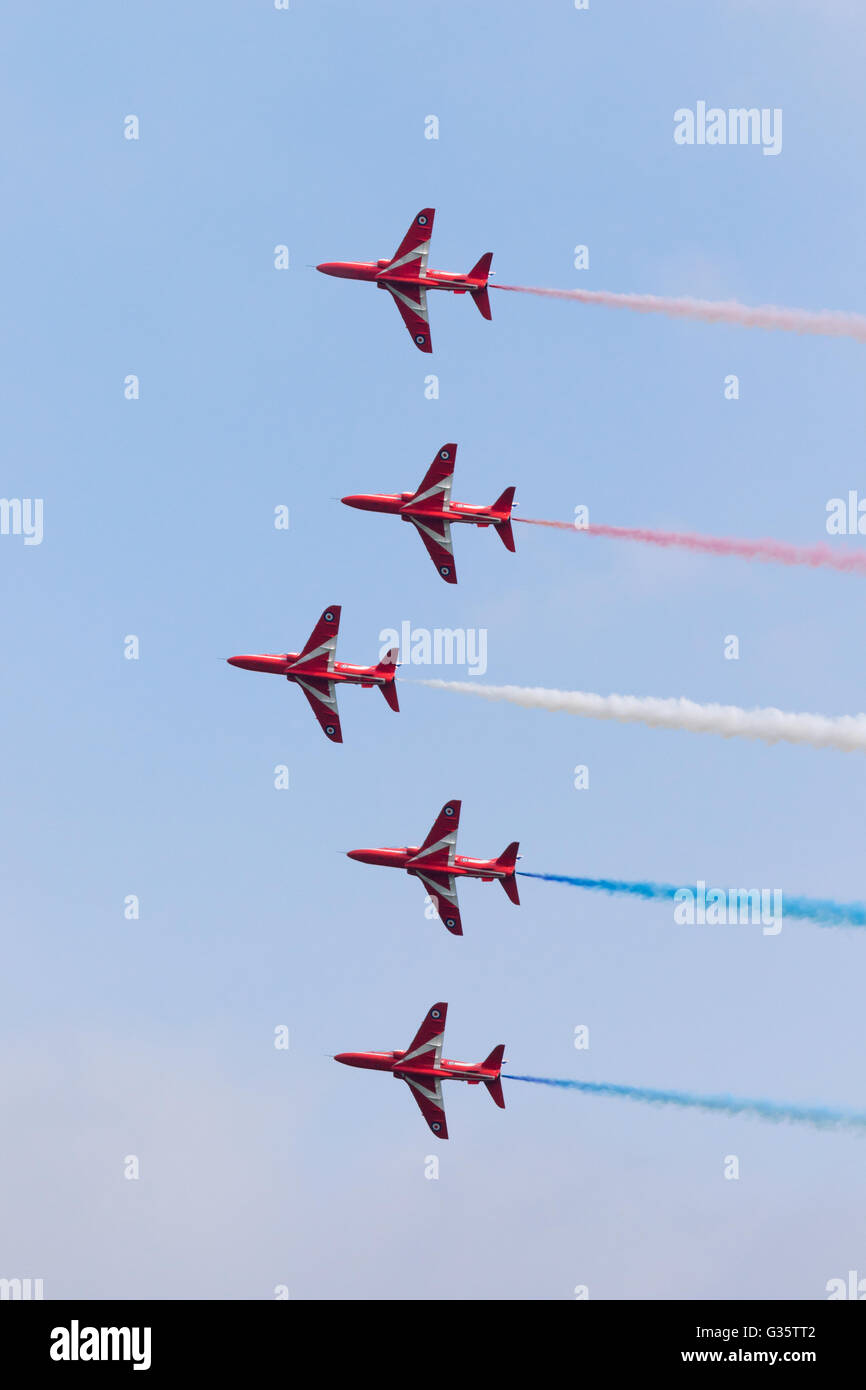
[
  {"left": 493, "top": 284, "right": 866, "bottom": 342},
  {"left": 516, "top": 517, "right": 866, "bottom": 576}
]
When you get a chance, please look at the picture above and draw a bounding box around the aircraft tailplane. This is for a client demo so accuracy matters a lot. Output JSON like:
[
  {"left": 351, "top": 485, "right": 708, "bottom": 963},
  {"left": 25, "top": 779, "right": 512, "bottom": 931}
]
[
  {"left": 471, "top": 285, "right": 492, "bottom": 320},
  {"left": 380, "top": 682, "right": 399, "bottom": 712},
  {"left": 484, "top": 1076, "right": 506, "bottom": 1108}
]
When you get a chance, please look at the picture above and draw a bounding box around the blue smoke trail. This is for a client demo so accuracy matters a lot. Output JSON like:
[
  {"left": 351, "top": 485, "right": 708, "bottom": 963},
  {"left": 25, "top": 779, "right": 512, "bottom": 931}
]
[
  {"left": 517, "top": 871, "right": 866, "bottom": 929},
  {"left": 503, "top": 1075, "right": 866, "bottom": 1132}
]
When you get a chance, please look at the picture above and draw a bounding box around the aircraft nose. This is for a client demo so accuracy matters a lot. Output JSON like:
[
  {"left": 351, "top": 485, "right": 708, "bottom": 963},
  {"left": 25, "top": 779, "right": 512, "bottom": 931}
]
[
  {"left": 316, "top": 262, "right": 339, "bottom": 276},
  {"left": 346, "top": 848, "right": 380, "bottom": 866},
  {"left": 227, "top": 655, "right": 267, "bottom": 673},
  {"left": 341, "top": 495, "right": 362, "bottom": 509},
  {"left": 333, "top": 1052, "right": 351, "bottom": 1066}
]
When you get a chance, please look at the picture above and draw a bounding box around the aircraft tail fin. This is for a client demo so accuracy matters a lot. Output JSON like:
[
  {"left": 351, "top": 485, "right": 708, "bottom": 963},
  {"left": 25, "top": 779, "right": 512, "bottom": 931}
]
[
  {"left": 376, "top": 648, "right": 400, "bottom": 711},
  {"left": 496, "top": 842, "right": 520, "bottom": 903},
  {"left": 468, "top": 252, "right": 493, "bottom": 282},
  {"left": 491, "top": 487, "right": 516, "bottom": 551},
  {"left": 497, "top": 841, "right": 520, "bottom": 869},
  {"left": 468, "top": 253, "right": 493, "bottom": 319},
  {"left": 481, "top": 1043, "right": 505, "bottom": 1072},
  {"left": 491, "top": 486, "right": 515, "bottom": 516},
  {"left": 480, "top": 1046, "right": 506, "bottom": 1109}
]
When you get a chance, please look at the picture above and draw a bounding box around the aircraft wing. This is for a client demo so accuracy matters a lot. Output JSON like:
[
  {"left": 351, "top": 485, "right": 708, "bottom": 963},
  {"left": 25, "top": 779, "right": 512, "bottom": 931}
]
[
  {"left": 386, "top": 282, "right": 432, "bottom": 354},
  {"left": 411, "top": 868, "right": 463, "bottom": 936},
  {"left": 409, "top": 514, "right": 456, "bottom": 583},
  {"left": 295, "top": 676, "right": 342, "bottom": 743},
  {"left": 387, "top": 208, "right": 434, "bottom": 277},
  {"left": 405, "top": 444, "right": 455, "bottom": 511},
  {"left": 407, "top": 803, "right": 461, "bottom": 929},
  {"left": 288, "top": 606, "right": 340, "bottom": 674},
  {"left": 402, "top": 1002, "right": 447, "bottom": 1067},
  {"left": 411, "top": 801, "right": 460, "bottom": 863},
  {"left": 401, "top": 1073, "right": 448, "bottom": 1139}
]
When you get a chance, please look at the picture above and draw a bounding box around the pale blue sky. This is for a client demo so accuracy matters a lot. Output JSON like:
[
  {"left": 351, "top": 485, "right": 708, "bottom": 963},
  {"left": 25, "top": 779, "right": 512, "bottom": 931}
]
[{"left": 2, "top": 1, "right": 866, "bottom": 1299}]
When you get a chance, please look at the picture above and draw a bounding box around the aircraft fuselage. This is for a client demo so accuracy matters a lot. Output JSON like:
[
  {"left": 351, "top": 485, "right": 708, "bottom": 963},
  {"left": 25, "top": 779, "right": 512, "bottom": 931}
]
[
  {"left": 227, "top": 652, "right": 393, "bottom": 687},
  {"left": 341, "top": 491, "right": 507, "bottom": 527},
  {"left": 334, "top": 1049, "right": 499, "bottom": 1084},
  {"left": 317, "top": 260, "right": 486, "bottom": 293},
  {"left": 346, "top": 845, "right": 510, "bottom": 883}
]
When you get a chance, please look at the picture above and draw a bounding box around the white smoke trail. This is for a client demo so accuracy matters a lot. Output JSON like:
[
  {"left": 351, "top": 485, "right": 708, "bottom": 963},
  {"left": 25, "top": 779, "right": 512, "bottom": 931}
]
[
  {"left": 494, "top": 284, "right": 866, "bottom": 342},
  {"left": 418, "top": 680, "right": 866, "bottom": 754}
]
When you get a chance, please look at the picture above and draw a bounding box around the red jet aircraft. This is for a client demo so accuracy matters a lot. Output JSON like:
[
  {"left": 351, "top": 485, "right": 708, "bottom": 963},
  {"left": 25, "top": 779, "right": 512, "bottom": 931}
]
[
  {"left": 335, "top": 1001, "right": 506, "bottom": 1139},
  {"left": 227, "top": 605, "right": 398, "bottom": 744},
  {"left": 342, "top": 442, "right": 516, "bottom": 584},
  {"left": 346, "top": 800, "right": 520, "bottom": 936},
  {"left": 317, "top": 208, "right": 492, "bottom": 353}
]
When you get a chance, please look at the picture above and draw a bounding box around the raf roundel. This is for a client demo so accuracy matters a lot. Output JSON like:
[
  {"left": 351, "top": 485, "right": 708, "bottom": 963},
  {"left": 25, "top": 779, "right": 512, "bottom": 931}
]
[
  {"left": 439, "top": 449, "right": 450, "bottom": 460},
  {"left": 325, "top": 725, "right": 336, "bottom": 736},
  {"left": 415, "top": 333, "right": 426, "bottom": 346},
  {"left": 431, "top": 1008, "right": 441, "bottom": 1020},
  {"left": 445, "top": 918, "right": 456, "bottom": 930},
  {"left": 439, "top": 565, "right": 451, "bottom": 577},
  {"left": 444, "top": 805, "right": 455, "bottom": 817},
  {"left": 417, "top": 214, "right": 428, "bottom": 226},
  {"left": 431, "top": 1121, "right": 441, "bottom": 1132},
  {"left": 324, "top": 610, "right": 335, "bottom": 623}
]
